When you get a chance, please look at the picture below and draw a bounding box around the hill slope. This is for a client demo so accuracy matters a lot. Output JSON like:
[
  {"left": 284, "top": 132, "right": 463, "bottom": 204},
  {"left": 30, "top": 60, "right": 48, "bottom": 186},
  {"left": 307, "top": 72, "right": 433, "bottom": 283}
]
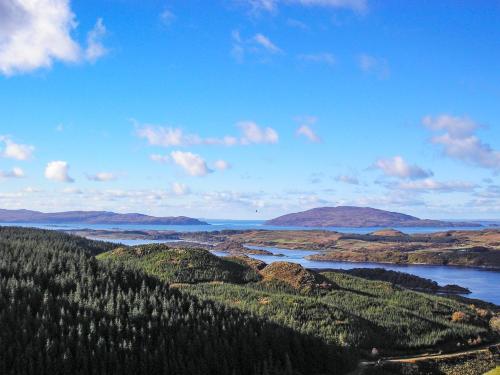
[
  {"left": 265, "top": 206, "right": 479, "bottom": 228},
  {"left": 0, "top": 208, "right": 207, "bottom": 225},
  {"left": 0, "top": 227, "right": 351, "bottom": 375},
  {"left": 97, "top": 244, "right": 260, "bottom": 283},
  {"left": 98, "top": 242, "right": 499, "bottom": 354}
]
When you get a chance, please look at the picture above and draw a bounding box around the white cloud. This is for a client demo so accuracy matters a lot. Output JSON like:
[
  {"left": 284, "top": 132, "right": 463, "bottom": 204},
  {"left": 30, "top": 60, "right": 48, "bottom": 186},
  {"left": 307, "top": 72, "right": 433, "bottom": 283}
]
[
  {"left": 150, "top": 154, "right": 170, "bottom": 163},
  {"left": 239, "top": 121, "right": 279, "bottom": 144},
  {"left": 0, "top": 0, "right": 107, "bottom": 75},
  {"left": 335, "top": 175, "right": 359, "bottom": 185},
  {"left": 374, "top": 156, "right": 433, "bottom": 180},
  {"left": 298, "top": 53, "right": 336, "bottom": 66},
  {"left": 297, "top": 125, "right": 321, "bottom": 143},
  {"left": 253, "top": 33, "right": 282, "bottom": 54},
  {"left": 171, "top": 182, "right": 190, "bottom": 196},
  {"left": 358, "top": 54, "right": 389, "bottom": 79},
  {"left": 214, "top": 160, "right": 231, "bottom": 170},
  {"left": 295, "top": 116, "right": 321, "bottom": 142},
  {"left": 0, "top": 167, "right": 24, "bottom": 179},
  {"left": 423, "top": 115, "right": 500, "bottom": 171},
  {"left": 137, "top": 121, "right": 278, "bottom": 147},
  {"left": 86, "top": 172, "right": 117, "bottom": 182},
  {"left": 170, "top": 151, "right": 212, "bottom": 177},
  {"left": 0, "top": 137, "right": 34, "bottom": 160},
  {"left": 137, "top": 125, "right": 193, "bottom": 147},
  {"left": 0, "top": 0, "right": 79, "bottom": 75},
  {"left": 45, "top": 161, "right": 74, "bottom": 182},
  {"left": 399, "top": 178, "right": 476, "bottom": 192},
  {"left": 84, "top": 18, "right": 107, "bottom": 63},
  {"left": 231, "top": 31, "right": 283, "bottom": 62},
  {"left": 243, "top": 0, "right": 367, "bottom": 13}
]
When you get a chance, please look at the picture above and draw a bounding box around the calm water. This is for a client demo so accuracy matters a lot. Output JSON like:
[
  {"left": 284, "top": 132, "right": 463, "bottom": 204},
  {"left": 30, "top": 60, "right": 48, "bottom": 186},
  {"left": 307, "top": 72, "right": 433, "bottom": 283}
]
[
  {"left": 227, "top": 245, "right": 500, "bottom": 305},
  {"left": 1, "top": 219, "right": 497, "bottom": 234}
]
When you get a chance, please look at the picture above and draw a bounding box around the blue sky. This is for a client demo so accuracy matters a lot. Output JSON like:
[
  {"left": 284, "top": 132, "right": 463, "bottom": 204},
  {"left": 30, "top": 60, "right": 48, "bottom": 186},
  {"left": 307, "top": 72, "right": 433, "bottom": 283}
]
[{"left": 1, "top": 0, "right": 500, "bottom": 219}]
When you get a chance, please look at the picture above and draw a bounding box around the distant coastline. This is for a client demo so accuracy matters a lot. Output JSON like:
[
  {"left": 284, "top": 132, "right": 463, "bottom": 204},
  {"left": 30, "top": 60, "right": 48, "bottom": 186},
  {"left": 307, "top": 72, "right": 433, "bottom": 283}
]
[{"left": 0, "top": 209, "right": 208, "bottom": 225}]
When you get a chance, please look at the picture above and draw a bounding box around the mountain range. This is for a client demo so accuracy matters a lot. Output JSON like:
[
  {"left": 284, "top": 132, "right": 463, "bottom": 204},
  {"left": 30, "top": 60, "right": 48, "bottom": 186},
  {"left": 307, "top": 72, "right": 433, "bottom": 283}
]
[{"left": 265, "top": 206, "right": 480, "bottom": 228}]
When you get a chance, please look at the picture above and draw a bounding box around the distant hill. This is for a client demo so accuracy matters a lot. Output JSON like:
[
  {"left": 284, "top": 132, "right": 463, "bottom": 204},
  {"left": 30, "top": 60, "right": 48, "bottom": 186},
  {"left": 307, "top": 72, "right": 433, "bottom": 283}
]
[
  {"left": 265, "top": 206, "right": 480, "bottom": 228},
  {"left": 0, "top": 208, "right": 207, "bottom": 225}
]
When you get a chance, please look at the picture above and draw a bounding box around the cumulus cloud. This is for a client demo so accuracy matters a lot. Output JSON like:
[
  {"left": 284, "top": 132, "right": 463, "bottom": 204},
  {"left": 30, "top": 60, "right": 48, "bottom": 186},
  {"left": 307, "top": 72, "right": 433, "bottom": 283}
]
[
  {"left": 170, "top": 151, "right": 212, "bottom": 177},
  {"left": 0, "top": 167, "right": 24, "bottom": 179},
  {"left": 86, "top": 172, "right": 117, "bottom": 182},
  {"left": 239, "top": 121, "right": 279, "bottom": 144},
  {"left": 171, "top": 182, "right": 190, "bottom": 196},
  {"left": 45, "top": 161, "right": 74, "bottom": 182},
  {"left": 0, "top": 137, "right": 34, "bottom": 160},
  {"left": 374, "top": 156, "right": 433, "bottom": 180},
  {"left": 243, "top": 0, "right": 367, "bottom": 13},
  {"left": 214, "top": 160, "right": 231, "bottom": 170},
  {"left": 358, "top": 54, "right": 389, "bottom": 79},
  {"left": 335, "top": 175, "right": 359, "bottom": 185},
  {"left": 0, "top": 0, "right": 106, "bottom": 76},
  {"left": 423, "top": 115, "right": 500, "bottom": 171},
  {"left": 137, "top": 121, "right": 278, "bottom": 147},
  {"left": 398, "top": 178, "right": 476, "bottom": 192},
  {"left": 298, "top": 53, "right": 335, "bottom": 66}
]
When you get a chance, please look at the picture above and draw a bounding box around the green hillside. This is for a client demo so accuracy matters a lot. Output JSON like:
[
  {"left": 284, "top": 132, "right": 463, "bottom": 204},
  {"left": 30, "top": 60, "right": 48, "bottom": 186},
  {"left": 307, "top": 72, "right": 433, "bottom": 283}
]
[
  {"left": 0, "top": 227, "right": 352, "bottom": 375},
  {"left": 97, "top": 243, "right": 260, "bottom": 283},
  {"left": 99, "top": 242, "right": 499, "bottom": 357}
]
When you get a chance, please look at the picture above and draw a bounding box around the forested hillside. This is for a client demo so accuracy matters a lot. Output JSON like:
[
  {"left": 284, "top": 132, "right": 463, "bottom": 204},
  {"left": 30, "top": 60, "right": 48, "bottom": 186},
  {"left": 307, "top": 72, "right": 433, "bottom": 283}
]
[
  {"left": 0, "top": 227, "right": 352, "bottom": 375},
  {"left": 99, "top": 243, "right": 499, "bottom": 356}
]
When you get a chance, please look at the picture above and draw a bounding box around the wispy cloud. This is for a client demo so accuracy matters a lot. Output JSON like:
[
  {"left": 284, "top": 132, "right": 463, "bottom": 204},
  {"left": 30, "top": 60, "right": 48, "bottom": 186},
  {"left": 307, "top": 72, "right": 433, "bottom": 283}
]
[
  {"left": 150, "top": 154, "right": 170, "bottom": 163},
  {"left": 358, "top": 53, "right": 389, "bottom": 79},
  {"left": 335, "top": 174, "right": 359, "bottom": 185},
  {"left": 160, "top": 9, "right": 175, "bottom": 26},
  {"left": 295, "top": 116, "right": 321, "bottom": 142},
  {"left": 45, "top": 161, "right": 74, "bottom": 183},
  {"left": 242, "top": 0, "right": 367, "bottom": 13},
  {"left": 86, "top": 172, "right": 117, "bottom": 182},
  {"left": 398, "top": 178, "right": 476, "bottom": 193},
  {"left": 84, "top": 18, "right": 108, "bottom": 63},
  {"left": 423, "top": 115, "right": 500, "bottom": 171},
  {"left": 253, "top": 33, "right": 282, "bottom": 54},
  {"left": 0, "top": 0, "right": 107, "bottom": 75},
  {"left": 374, "top": 156, "right": 433, "bottom": 180},
  {"left": 298, "top": 53, "right": 336, "bottom": 67},
  {"left": 171, "top": 182, "right": 190, "bottom": 196},
  {"left": 231, "top": 31, "right": 283, "bottom": 62}
]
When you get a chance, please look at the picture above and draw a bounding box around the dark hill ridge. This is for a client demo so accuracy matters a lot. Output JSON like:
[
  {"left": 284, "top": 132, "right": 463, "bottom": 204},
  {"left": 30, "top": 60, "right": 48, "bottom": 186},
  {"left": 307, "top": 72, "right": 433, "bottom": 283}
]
[
  {"left": 265, "top": 206, "right": 480, "bottom": 228},
  {"left": 0, "top": 208, "right": 207, "bottom": 225}
]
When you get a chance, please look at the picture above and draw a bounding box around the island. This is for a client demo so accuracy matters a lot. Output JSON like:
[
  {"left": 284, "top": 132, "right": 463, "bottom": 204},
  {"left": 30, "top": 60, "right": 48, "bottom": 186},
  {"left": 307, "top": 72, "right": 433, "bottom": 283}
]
[
  {"left": 0, "top": 208, "right": 208, "bottom": 225},
  {"left": 265, "top": 206, "right": 481, "bottom": 228}
]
